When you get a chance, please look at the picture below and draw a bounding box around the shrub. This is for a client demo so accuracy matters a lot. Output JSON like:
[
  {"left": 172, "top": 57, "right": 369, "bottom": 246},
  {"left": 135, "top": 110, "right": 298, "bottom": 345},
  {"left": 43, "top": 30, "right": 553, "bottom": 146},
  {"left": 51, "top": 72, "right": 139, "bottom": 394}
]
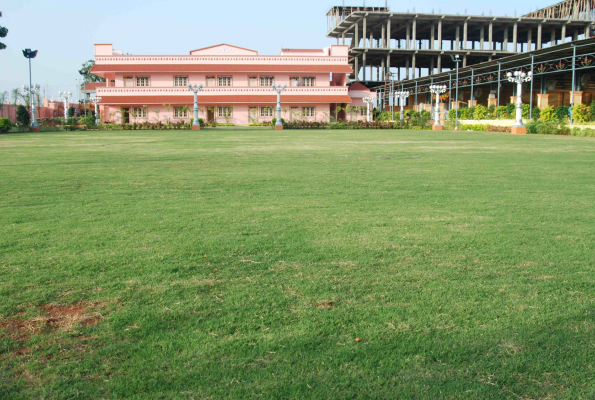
[
  {"left": 505, "top": 103, "right": 516, "bottom": 117},
  {"left": 16, "top": 105, "right": 30, "bottom": 131},
  {"left": 473, "top": 105, "right": 487, "bottom": 120},
  {"left": 271, "top": 117, "right": 285, "bottom": 126},
  {"left": 495, "top": 106, "right": 508, "bottom": 119},
  {"left": 532, "top": 107, "right": 541, "bottom": 121},
  {"left": 84, "top": 114, "right": 96, "bottom": 129},
  {"left": 522, "top": 103, "right": 531, "bottom": 119},
  {"left": 540, "top": 106, "right": 556, "bottom": 122},
  {"left": 64, "top": 117, "right": 79, "bottom": 131},
  {"left": 487, "top": 104, "right": 496, "bottom": 119},
  {"left": 590, "top": 101, "right": 595, "bottom": 121},
  {"left": 571, "top": 104, "right": 590, "bottom": 123},
  {"left": 526, "top": 121, "right": 570, "bottom": 135},
  {"left": 68, "top": 106, "right": 76, "bottom": 118},
  {"left": 0, "top": 117, "right": 14, "bottom": 133},
  {"left": 570, "top": 127, "right": 595, "bottom": 137},
  {"left": 555, "top": 105, "right": 569, "bottom": 121}
]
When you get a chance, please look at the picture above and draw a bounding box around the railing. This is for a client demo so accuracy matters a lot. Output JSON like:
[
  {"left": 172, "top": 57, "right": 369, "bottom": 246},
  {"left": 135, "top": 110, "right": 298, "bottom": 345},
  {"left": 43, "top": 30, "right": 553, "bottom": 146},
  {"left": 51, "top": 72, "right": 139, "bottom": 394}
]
[{"left": 96, "top": 87, "right": 350, "bottom": 95}]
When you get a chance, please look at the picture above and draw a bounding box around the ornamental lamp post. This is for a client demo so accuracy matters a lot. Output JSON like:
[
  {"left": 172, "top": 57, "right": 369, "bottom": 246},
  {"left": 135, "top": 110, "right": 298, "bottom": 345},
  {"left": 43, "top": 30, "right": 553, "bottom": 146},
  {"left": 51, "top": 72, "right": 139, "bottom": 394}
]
[
  {"left": 79, "top": 68, "right": 89, "bottom": 118},
  {"left": 507, "top": 70, "right": 533, "bottom": 134},
  {"left": 395, "top": 90, "right": 410, "bottom": 124},
  {"left": 22, "top": 84, "right": 40, "bottom": 129},
  {"left": 363, "top": 97, "right": 374, "bottom": 123},
  {"left": 429, "top": 84, "right": 447, "bottom": 130},
  {"left": 188, "top": 83, "right": 204, "bottom": 130},
  {"left": 22, "top": 49, "right": 39, "bottom": 130},
  {"left": 386, "top": 71, "right": 395, "bottom": 121},
  {"left": 450, "top": 54, "right": 462, "bottom": 130},
  {"left": 58, "top": 91, "right": 72, "bottom": 120},
  {"left": 89, "top": 96, "right": 102, "bottom": 125},
  {"left": 272, "top": 83, "right": 287, "bottom": 130}
]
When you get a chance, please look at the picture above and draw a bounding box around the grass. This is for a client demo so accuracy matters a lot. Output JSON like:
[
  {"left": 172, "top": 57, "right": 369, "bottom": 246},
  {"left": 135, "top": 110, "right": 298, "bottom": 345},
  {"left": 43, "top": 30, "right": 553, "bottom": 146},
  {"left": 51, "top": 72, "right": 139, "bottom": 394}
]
[{"left": 0, "top": 128, "right": 594, "bottom": 398}]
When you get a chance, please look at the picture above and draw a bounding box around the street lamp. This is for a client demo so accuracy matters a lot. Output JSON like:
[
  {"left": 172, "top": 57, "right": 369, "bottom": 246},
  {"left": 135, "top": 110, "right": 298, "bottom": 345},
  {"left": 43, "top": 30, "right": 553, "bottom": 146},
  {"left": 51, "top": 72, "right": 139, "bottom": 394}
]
[
  {"left": 58, "top": 91, "right": 72, "bottom": 120},
  {"left": 429, "top": 84, "right": 447, "bottom": 130},
  {"left": 79, "top": 68, "right": 89, "bottom": 118},
  {"left": 22, "top": 48, "right": 39, "bottom": 130},
  {"left": 22, "top": 84, "right": 40, "bottom": 129},
  {"left": 89, "top": 96, "right": 102, "bottom": 125},
  {"left": 363, "top": 97, "right": 374, "bottom": 123},
  {"left": 188, "top": 83, "right": 204, "bottom": 130},
  {"left": 386, "top": 71, "right": 395, "bottom": 121},
  {"left": 395, "top": 90, "right": 410, "bottom": 124},
  {"left": 450, "top": 54, "right": 462, "bottom": 130},
  {"left": 507, "top": 70, "right": 533, "bottom": 134},
  {"left": 272, "top": 83, "right": 287, "bottom": 130}
]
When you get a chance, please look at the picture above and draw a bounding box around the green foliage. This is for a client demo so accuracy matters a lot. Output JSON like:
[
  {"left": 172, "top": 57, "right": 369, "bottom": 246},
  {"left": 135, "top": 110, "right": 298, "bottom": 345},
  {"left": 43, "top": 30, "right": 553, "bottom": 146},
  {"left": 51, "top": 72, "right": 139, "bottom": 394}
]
[
  {"left": 0, "top": 117, "right": 13, "bottom": 133},
  {"left": 522, "top": 103, "right": 531, "bottom": 119},
  {"left": 473, "top": 105, "right": 487, "bottom": 120},
  {"left": 16, "top": 105, "right": 30, "bottom": 130},
  {"left": 64, "top": 117, "right": 79, "bottom": 131},
  {"left": 487, "top": 104, "right": 496, "bottom": 118},
  {"left": 526, "top": 121, "right": 571, "bottom": 135},
  {"left": 494, "top": 106, "right": 508, "bottom": 119},
  {"left": 540, "top": 106, "right": 557, "bottom": 122},
  {"left": 590, "top": 101, "right": 595, "bottom": 122},
  {"left": 68, "top": 106, "right": 76, "bottom": 118},
  {"left": 0, "top": 11, "right": 7, "bottom": 50},
  {"left": 271, "top": 117, "right": 286, "bottom": 126},
  {"left": 505, "top": 103, "right": 515, "bottom": 117},
  {"left": 555, "top": 105, "right": 569, "bottom": 121},
  {"left": 571, "top": 104, "right": 590, "bottom": 123},
  {"left": 570, "top": 127, "right": 595, "bottom": 137},
  {"left": 79, "top": 60, "right": 106, "bottom": 83},
  {"left": 84, "top": 114, "right": 96, "bottom": 129},
  {"left": 532, "top": 107, "right": 541, "bottom": 121}
]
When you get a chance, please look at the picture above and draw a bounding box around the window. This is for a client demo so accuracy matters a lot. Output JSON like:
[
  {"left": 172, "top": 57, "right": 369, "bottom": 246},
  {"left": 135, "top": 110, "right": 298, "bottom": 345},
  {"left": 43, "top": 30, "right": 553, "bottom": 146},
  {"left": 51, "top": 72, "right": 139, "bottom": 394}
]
[
  {"left": 124, "top": 76, "right": 134, "bottom": 87},
  {"left": 360, "top": 107, "right": 367, "bottom": 116},
  {"left": 206, "top": 76, "right": 216, "bottom": 87},
  {"left": 260, "top": 76, "right": 274, "bottom": 86},
  {"left": 218, "top": 76, "right": 232, "bottom": 87},
  {"left": 174, "top": 107, "right": 188, "bottom": 118},
  {"left": 218, "top": 107, "right": 232, "bottom": 117},
  {"left": 302, "top": 77, "right": 315, "bottom": 87},
  {"left": 290, "top": 77, "right": 300, "bottom": 87},
  {"left": 302, "top": 107, "right": 315, "bottom": 117},
  {"left": 136, "top": 76, "right": 150, "bottom": 87},
  {"left": 133, "top": 107, "right": 147, "bottom": 118},
  {"left": 248, "top": 76, "right": 258, "bottom": 87},
  {"left": 260, "top": 106, "right": 274, "bottom": 117},
  {"left": 174, "top": 76, "right": 188, "bottom": 87}
]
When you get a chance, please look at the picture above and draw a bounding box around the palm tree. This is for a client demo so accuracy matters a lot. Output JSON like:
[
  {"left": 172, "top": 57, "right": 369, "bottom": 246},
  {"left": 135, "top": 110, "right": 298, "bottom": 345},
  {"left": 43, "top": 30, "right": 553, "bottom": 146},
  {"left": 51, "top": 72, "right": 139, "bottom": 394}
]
[{"left": 0, "top": 91, "right": 7, "bottom": 117}]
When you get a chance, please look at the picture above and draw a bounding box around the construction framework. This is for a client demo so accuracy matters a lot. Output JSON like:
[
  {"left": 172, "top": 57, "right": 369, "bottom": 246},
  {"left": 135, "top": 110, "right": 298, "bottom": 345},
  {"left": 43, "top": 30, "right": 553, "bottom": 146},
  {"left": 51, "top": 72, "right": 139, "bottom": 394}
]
[{"left": 523, "top": 0, "right": 595, "bottom": 20}]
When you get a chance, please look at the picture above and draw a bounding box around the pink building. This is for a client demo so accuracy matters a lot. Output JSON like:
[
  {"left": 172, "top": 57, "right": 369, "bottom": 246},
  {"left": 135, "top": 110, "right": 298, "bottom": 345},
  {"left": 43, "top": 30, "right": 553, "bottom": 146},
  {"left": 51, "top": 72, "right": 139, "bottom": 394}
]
[{"left": 90, "top": 43, "right": 376, "bottom": 125}]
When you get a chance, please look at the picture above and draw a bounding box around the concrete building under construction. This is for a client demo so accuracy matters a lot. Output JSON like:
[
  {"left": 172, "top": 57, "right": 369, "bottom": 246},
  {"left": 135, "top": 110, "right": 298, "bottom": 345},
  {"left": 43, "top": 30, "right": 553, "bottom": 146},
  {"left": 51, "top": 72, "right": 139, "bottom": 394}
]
[{"left": 326, "top": 2, "right": 595, "bottom": 87}]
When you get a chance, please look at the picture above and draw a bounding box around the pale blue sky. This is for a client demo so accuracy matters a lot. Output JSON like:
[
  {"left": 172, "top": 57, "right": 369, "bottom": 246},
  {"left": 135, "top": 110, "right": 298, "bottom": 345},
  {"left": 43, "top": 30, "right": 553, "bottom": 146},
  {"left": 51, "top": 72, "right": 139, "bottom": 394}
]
[{"left": 1, "top": 0, "right": 555, "bottom": 101}]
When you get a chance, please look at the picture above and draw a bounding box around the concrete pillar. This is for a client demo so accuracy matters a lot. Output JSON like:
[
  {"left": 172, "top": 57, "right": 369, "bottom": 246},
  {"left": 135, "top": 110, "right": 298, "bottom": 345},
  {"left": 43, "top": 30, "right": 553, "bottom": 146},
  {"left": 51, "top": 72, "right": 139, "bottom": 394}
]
[
  {"left": 387, "top": 19, "right": 391, "bottom": 48},
  {"left": 405, "top": 58, "right": 410, "bottom": 79},
  {"left": 438, "top": 20, "right": 442, "bottom": 50},
  {"left": 537, "top": 24, "right": 542, "bottom": 49},
  {"left": 463, "top": 55, "right": 467, "bottom": 68},
  {"left": 561, "top": 24, "right": 566, "bottom": 43},
  {"left": 412, "top": 54, "right": 416, "bottom": 79},
  {"left": 355, "top": 23, "right": 359, "bottom": 47},
  {"left": 406, "top": 24, "right": 411, "bottom": 49},
  {"left": 513, "top": 23, "right": 518, "bottom": 52},
  {"left": 355, "top": 56, "right": 359, "bottom": 81},
  {"left": 456, "top": 26, "right": 460, "bottom": 50},
  {"left": 463, "top": 21, "right": 468, "bottom": 49},
  {"left": 382, "top": 24, "right": 386, "bottom": 48},
  {"left": 430, "top": 58, "right": 434, "bottom": 75},
  {"left": 573, "top": 30, "right": 579, "bottom": 41},
  {"left": 363, "top": 52, "right": 367, "bottom": 81},
  {"left": 586, "top": 25, "right": 591, "bottom": 39},
  {"left": 537, "top": 93, "right": 549, "bottom": 108},
  {"left": 386, "top": 54, "right": 391, "bottom": 77},
  {"left": 381, "top": 59, "right": 385, "bottom": 80},
  {"left": 342, "top": 32, "right": 345, "bottom": 45},
  {"left": 370, "top": 33, "right": 373, "bottom": 48},
  {"left": 412, "top": 19, "right": 417, "bottom": 49},
  {"left": 504, "top": 27, "right": 509, "bottom": 50},
  {"left": 488, "top": 97, "right": 497, "bottom": 107},
  {"left": 480, "top": 26, "right": 485, "bottom": 50},
  {"left": 551, "top": 30, "right": 555, "bottom": 46},
  {"left": 437, "top": 55, "right": 441, "bottom": 72},
  {"left": 489, "top": 22, "right": 493, "bottom": 50},
  {"left": 363, "top": 17, "right": 367, "bottom": 47},
  {"left": 430, "top": 23, "right": 435, "bottom": 50},
  {"left": 528, "top": 28, "right": 533, "bottom": 51}
]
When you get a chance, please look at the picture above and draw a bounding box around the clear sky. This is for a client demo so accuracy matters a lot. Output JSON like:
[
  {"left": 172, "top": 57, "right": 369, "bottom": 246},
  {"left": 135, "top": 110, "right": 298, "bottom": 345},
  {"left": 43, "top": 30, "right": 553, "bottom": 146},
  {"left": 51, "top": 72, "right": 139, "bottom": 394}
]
[{"left": 0, "top": 0, "right": 556, "bottom": 101}]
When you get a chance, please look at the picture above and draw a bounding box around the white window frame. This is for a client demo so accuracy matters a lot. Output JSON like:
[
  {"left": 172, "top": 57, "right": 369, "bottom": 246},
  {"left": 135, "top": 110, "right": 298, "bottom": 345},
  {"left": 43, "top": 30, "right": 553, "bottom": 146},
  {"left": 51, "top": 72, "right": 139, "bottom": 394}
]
[
  {"left": 218, "top": 106, "right": 232, "bottom": 117},
  {"left": 174, "top": 76, "right": 188, "bottom": 87},
  {"left": 124, "top": 76, "right": 134, "bottom": 87},
  {"left": 174, "top": 107, "right": 189, "bottom": 118},
  {"left": 260, "top": 106, "right": 274, "bottom": 117},
  {"left": 206, "top": 76, "right": 216, "bottom": 87},
  {"left": 260, "top": 76, "right": 274, "bottom": 87},
  {"left": 136, "top": 76, "right": 150, "bottom": 87},
  {"left": 133, "top": 107, "right": 147, "bottom": 118},
  {"left": 302, "top": 107, "right": 315, "bottom": 117},
  {"left": 302, "top": 77, "right": 316, "bottom": 87},
  {"left": 290, "top": 76, "right": 300, "bottom": 87},
  {"left": 248, "top": 76, "right": 258, "bottom": 87},
  {"left": 360, "top": 107, "right": 367, "bottom": 116},
  {"left": 218, "top": 76, "right": 232, "bottom": 87}
]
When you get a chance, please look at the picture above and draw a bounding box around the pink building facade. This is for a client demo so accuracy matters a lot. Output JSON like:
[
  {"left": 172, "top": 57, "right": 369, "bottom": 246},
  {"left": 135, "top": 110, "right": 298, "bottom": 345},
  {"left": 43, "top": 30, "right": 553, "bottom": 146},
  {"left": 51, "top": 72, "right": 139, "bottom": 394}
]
[{"left": 91, "top": 44, "right": 375, "bottom": 125}]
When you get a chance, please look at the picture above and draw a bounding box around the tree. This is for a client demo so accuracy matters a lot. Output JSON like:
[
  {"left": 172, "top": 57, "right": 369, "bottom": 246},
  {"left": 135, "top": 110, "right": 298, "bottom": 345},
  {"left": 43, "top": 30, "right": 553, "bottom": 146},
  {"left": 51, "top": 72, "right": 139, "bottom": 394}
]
[
  {"left": 16, "top": 105, "right": 30, "bottom": 131},
  {"left": 79, "top": 60, "right": 106, "bottom": 84},
  {"left": 0, "top": 12, "right": 8, "bottom": 50},
  {"left": 0, "top": 91, "right": 7, "bottom": 117},
  {"left": 68, "top": 106, "right": 75, "bottom": 118}
]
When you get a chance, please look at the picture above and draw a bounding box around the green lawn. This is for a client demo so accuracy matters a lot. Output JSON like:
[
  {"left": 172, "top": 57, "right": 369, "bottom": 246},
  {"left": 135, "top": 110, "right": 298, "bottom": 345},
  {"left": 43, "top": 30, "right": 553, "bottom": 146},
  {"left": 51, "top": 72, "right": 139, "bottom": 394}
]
[{"left": 1, "top": 128, "right": 594, "bottom": 398}]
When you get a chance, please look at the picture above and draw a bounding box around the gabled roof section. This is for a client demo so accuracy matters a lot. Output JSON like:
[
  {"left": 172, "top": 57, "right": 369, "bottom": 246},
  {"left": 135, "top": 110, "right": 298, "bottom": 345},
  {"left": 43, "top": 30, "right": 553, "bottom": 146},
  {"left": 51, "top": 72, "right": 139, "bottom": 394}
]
[
  {"left": 189, "top": 44, "right": 258, "bottom": 56},
  {"left": 348, "top": 82, "right": 371, "bottom": 92}
]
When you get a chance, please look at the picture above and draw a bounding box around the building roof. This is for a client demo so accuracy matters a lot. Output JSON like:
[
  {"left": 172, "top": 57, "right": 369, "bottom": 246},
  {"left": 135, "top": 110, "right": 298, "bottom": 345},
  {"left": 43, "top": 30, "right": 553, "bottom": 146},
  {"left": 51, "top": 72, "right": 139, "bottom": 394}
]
[
  {"left": 348, "top": 82, "right": 371, "bottom": 92},
  {"left": 189, "top": 43, "right": 258, "bottom": 55},
  {"left": 81, "top": 82, "right": 107, "bottom": 91}
]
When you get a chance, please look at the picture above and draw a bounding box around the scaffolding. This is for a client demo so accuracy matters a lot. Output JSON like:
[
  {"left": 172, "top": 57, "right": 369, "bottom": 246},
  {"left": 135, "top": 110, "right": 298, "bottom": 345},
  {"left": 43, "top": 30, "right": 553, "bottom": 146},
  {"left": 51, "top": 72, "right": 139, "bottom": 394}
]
[{"left": 523, "top": 0, "right": 595, "bottom": 20}]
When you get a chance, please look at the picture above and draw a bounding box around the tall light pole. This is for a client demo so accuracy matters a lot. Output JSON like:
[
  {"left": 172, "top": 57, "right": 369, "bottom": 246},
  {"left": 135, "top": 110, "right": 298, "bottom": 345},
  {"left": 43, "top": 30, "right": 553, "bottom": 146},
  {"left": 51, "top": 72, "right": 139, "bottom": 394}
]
[
  {"left": 386, "top": 72, "right": 395, "bottom": 121},
  {"left": 450, "top": 54, "right": 462, "bottom": 130},
  {"left": 395, "top": 90, "right": 410, "bottom": 124},
  {"left": 58, "top": 91, "right": 72, "bottom": 120},
  {"left": 89, "top": 96, "right": 102, "bottom": 125},
  {"left": 272, "top": 83, "right": 287, "bottom": 130},
  {"left": 429, "top": 84, "right": 447, "bottom": 130},
  {"left": 79, "top": 68, "right": 89, "bottom": 118},
  {"left": 363, "top": 97, "right": 374, "bottom": 123},
  {"left": 188, "top": 83, "right": 204, "bottom": 130},
  {"left": 507, "top": 70, "right": 533, "bottom": 134},
  {"left": 22, "top": 49, "right": 39, "bottom": 130},
  {"left": 22, "top": 84, "right": 40, "bottom": 129}
]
